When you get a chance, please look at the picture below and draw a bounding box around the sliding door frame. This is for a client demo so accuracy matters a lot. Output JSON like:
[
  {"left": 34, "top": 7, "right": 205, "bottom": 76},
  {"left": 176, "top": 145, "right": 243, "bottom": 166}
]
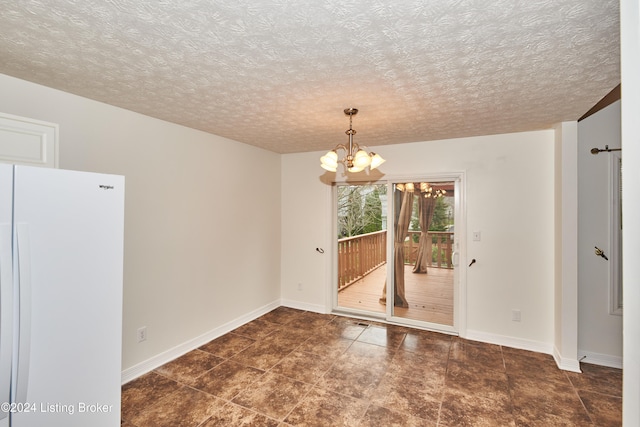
[
  {"left": 385, "top": 172, "right": 466, "bottom": 336},
  {"left": 329, "top": 172, "right": 467, "bottom": 337}
]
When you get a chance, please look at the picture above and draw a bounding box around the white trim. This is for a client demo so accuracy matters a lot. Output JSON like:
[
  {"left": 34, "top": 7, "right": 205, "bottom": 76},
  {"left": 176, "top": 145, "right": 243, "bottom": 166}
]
[
  {"left": 609, "top": 152, "right": 623, "bottom": 315},
  {"left": 553, "top": 346, "right": 582, "bottom": 373},
  {"left": 120, "top": 299, "right": 280, "bottom": 385},
  {"left": 386, "top": 172, "right": 467, "bottom": 335},
  {"left": 578, "top": 349, "right": 623, "bottom": 369},
  {"left": 466, "top": 329, "right": 552, "bottom": 356},
  {"left": 325, "top": 183, "right": 334, "bottom": 313},
  {"left": 281, "top": 299, "right": 328, "bottom": 314},
  {"left": 467, "top": 329, "right": 582, "bottom": 373},
  {"left": 0, "top": 112, "right": 59, "bottom": 168}
]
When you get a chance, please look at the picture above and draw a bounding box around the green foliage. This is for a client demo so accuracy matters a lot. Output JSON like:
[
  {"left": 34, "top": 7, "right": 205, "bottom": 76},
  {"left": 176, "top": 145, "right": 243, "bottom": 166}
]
[
  {"left": 337, "top": 184, "right": 385, "bottom": 238},
  {"left": 430, "top": 197, "right": 452, "bottom": 231},
  {"left": 362, "top": 188, "right": 383, "bottom": 234}
]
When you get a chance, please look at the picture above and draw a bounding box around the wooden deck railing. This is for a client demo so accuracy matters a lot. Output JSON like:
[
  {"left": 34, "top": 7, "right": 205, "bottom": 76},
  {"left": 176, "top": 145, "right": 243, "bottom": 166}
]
[
  {"left": 338, "top": 230, "right": 454, "bottom": 290},
  {"left": 405, "top": 231, "right": 454, "bottom": 268},
  {"left": 338, "top": 230, "right": 387, "bottom": 289}
]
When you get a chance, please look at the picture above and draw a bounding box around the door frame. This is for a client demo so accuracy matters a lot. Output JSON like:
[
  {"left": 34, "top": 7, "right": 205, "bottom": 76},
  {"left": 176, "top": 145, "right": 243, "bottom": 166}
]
[
  {"left": 385, "top": 173, "right": 466, "bottom": 335},
  {"left": 329, "top": 172, "right": 467, "bottom": 337}
]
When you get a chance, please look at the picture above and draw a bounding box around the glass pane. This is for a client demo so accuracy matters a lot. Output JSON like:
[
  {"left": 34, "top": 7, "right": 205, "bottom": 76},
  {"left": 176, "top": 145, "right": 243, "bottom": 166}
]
[
  {"left": 391, "top": 181, "right": 455, "bottom": 326},
  {"left": 336, "top": 184, "right": 388, "bottom": 314}
]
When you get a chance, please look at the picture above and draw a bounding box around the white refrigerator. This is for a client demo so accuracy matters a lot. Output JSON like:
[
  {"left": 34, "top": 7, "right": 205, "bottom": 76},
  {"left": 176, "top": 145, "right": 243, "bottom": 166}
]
[{"left": 0, "top": 164, "right": 124, "bottom": 427}]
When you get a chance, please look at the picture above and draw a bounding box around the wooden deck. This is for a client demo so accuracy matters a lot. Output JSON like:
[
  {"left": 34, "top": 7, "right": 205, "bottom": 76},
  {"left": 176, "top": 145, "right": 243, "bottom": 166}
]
[{"left": 337, "top": 264, "right": 454, "bottom": 326}]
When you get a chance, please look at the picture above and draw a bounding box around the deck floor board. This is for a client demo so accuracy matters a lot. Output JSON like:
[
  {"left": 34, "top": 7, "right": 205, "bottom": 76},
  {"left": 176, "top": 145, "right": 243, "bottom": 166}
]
[{"left": 338, "top": 264, "right": 454, "bottom": 325}]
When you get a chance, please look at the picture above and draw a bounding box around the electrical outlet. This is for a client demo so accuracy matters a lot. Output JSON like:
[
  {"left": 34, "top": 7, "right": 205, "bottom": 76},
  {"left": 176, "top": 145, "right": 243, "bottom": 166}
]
[
  {"left": 297, "top": 282, "right": 303, "bottom": 291},
  {"left": 511, "top": 310, "right": 521, "bottom": 322},
  {"left": 137, "top": 326, "right": 147, "bottom": 343}
]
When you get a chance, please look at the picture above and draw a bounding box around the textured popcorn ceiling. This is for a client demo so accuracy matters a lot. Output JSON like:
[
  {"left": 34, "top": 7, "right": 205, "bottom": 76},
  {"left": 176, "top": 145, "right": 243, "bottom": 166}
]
[{"left": 0, "top": 0, "right": 620, "bottom": 154}]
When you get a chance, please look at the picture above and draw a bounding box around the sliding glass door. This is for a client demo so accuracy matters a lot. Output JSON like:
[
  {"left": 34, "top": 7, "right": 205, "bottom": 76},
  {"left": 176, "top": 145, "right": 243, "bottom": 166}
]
[
  {"left": 333, "top": 174, "right": 464, "bottom": 334},
  {"left": 388, "top": 180, "right": 458, "bottom": 332}
]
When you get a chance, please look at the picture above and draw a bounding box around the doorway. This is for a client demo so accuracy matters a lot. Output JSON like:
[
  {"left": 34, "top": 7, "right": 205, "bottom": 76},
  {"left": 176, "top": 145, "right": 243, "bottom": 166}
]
[{"left": 334, "top": 175, "right": 464, "bottom": 334}]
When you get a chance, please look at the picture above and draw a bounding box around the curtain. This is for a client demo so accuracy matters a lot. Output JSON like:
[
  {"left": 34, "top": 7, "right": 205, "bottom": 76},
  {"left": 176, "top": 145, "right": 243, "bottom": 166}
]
[
  {"left": 379, "top": 187, "right": 414, "bottom": 306},
  {"left": 384, "top": 187, "right": 413, "bottom": 307},
  {"left": 412, "top": 193, "right": 437, "bottom": 274}
]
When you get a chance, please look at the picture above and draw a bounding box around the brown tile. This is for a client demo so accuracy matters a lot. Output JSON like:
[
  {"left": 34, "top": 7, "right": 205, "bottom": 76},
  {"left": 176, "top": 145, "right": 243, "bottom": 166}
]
[
  {"left": 503, "top": 347, "right": 568, "bottom": 383},
  {"left": 263, "top": 326, "right": 310, "bottom": 348},
  {"left": 359, "top": 405, "right": 435, "bottom": 427},
  {"left": 512, "top": 410, "right": 591, "bottom": 427},
  {"left": 284, "top": 387, "right": 369, "bottom": 427},
  {"left": 154, "top": 349, "right": 224, "bottom": 384},
  {"left": 232, "top": 372, "right": 312, "bottom": 420},
  {"left": 271, "top": 349, "right": 336, "bottom": 384},
  {"left": 296, "top": 333, "right": 354, "bottom": 358},
  {"left": 121, "top": 371, "right": 181, "bottom": 421},
  {"left": 232, "top": 318, "right": 282, "bottom": 340},
  {"left": 449, "top": 338, "right": 505, "bottom": 373},
  {"left": 566, "top": 363, "right": 622, "bottom": 397},
  {"left": 259, "top": 306, "right": 305, "bottom": 325},
  {"left": 579, "top": 389, "right": 622, "bottom": 427},
  {"left": 199, "top": 332, "right": 256, "bottom": 358},
  {"left": 339, "top": 341, "right": 396, "bottom": 367},
  {"left": 316, "top": 360, "right": 386, "bottom": 400},
  {"left": 356, "top": 325, "right": 407, "bottom": 349},
  {"left": 445, "top": 360, "right": 510, "bottom": 404},
  {"left": 398, "top": 330, "right": 452, "bottom": 357},
  {"left": 122, "top": 310, "right": 621, "bottom": 427},
  {"left": 231, "top": 337, "right": 295, "bottom": 370},
  {"left": 191, "top": 360, "right": 265, "bottom": 400},
  {"left": 290, "top": 311, "right": 335, "bottom": 330},
  {"left": 322, "top": 316, "right": 369, "bottom": 340},
  {"left": 129, "top": 386, "right": 221, "bottom": 427},
  {"left": 387, "top": 346, "right": 447, "bottom": 380},
  {"left": 371, "top": 371, "right": 443, "bottom": 422},
  {"left": 439, "top": 388, "right": 516, "bottom": 427},
  {"left": 509, "top": 375, "right": 592, "bottom": 425},
  {"left": 201, "top": 401, "right": 280, "bottom": 426}
]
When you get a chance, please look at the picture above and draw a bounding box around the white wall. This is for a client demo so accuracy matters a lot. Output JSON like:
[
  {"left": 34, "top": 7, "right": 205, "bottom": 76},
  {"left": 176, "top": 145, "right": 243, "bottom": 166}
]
[
  {"left": 621, "top": 0, "right": 640, "bottom": 423},
  {"left": 282, "top": 130, "right": 557, "bottom": 352},
  {"left": 0, "top": 74, "right": 282, "bottom": 380},
  {"left": 553, "top": 121, "right": 580, "bottom": 372},
  {"left": 577, "top": 101, "right": 622, "bottom": 367}
]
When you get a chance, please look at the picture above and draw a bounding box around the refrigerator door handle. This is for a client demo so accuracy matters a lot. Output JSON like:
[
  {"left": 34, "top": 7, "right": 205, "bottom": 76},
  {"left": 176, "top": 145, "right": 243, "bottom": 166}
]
[
  {"left": 0, "top": 225, "right": 13, "bottom": 420},
  {"left": 14, "top": 224, "right": 32, "bottom": 404}
]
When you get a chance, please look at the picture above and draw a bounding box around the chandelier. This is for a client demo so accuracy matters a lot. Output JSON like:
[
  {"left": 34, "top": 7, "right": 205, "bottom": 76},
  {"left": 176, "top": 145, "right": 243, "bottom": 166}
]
[
  {"left": 320, "top": 108, "right": 385, "bottom": 173},
  {"left": 396, "top": 182, "right": 447, "bottom": 198}
]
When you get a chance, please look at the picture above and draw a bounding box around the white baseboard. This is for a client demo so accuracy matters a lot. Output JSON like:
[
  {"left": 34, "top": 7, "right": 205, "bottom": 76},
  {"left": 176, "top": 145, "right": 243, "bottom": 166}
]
[
  {"left": 121, "top": 299, "right": 281, "bottom": 385},
  {"left": 464, "top": 329, "right": 553, "bottom": 355},
  {"left": 553, "top": 346, "right": 582, "bottom": 373},
  {"left": 465, "top": 330, "right": 584, "bottom": 372},
  {"left": 280, "top": 298, "right": 328, "bottom": 314},
  {"left": 578, "top": 350, "right": 623, "bottom": 369}
]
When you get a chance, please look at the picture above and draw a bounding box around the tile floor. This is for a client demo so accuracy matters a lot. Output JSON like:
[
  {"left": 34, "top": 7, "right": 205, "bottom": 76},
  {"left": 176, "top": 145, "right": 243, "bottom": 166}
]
[{"left": 121, "top": 307, "right": 622, "bottom": 426}]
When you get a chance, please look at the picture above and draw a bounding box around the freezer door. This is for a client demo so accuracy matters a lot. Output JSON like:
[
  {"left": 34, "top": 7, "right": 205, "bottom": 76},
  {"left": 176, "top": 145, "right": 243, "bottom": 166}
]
[
  {"left": 0, "top": 164, "right": 14, "bottom": 427},
  {"left": 11, "top": 165, "right": 124, "bottom": 427}
]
